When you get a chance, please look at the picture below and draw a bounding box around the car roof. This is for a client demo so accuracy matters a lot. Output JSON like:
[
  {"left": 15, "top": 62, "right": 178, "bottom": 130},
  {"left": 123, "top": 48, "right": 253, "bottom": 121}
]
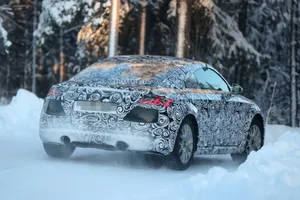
[
  {"left": 98, "top": 55, "right": 198, "bottom": 65},
  {"left": 94, "top": 55, "right": 210, "bottom": 74},
  {"left": 72, "top": 55, "right": 225, "bottom": 88}
]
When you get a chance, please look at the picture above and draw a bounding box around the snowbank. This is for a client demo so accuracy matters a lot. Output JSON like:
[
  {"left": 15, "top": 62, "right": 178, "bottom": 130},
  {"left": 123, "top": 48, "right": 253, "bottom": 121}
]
[
  {"left": 0, "top": 89, "right": 43, "bottom": 137},
  {"left": 265, "top": 124, "right": 300, "bottom": 144},
  {"left": 176, "top": 132, "right": 300, "bottom": 200}
]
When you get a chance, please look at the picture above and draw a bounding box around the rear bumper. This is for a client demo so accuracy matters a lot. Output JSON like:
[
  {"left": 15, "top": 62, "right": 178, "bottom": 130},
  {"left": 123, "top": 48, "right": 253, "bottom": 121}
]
[
  {"left": 39, "top": 128, "right": 157, "bottom": 153},
  {"left": 39, "top": 94, "right": 176, "bottom": 155}
]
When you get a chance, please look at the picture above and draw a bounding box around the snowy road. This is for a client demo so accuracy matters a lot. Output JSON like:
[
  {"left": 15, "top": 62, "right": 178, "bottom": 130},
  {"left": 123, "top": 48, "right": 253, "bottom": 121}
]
[
  {"left": 0, "top": 136, "right": 238, "bottom": 200},
  {"left": 1, "top": 90, "right": 300, "bottom": 200}
]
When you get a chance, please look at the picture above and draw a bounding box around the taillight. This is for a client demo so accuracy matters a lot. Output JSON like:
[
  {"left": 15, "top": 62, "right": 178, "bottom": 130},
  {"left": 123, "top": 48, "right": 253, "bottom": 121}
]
[
  {"left": 138, "top": 96, "right": 173, "bottom": 107},
  {"left": 47, "top": 87, "right": 62, "bottom": 97},
  {"left": 45, "top": 100, "right": 65, "bottom": 116}
]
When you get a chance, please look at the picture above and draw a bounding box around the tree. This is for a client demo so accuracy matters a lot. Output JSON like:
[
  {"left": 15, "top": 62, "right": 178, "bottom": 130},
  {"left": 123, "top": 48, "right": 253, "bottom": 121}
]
[
  {"left": 35, "top": 0, "right": 97, "bottom": 84},
  {"left": 191, "top": 1, "right": 261, "bottom": 80},
  {"left": 175, "top": 0, "right": 192, "bottom": 58},
  {"left": 0, "top": 14, "right": 10, "bottom": 96},
  {"left": 0, "top": 8, "right": 11, "bottom": 97},
  {"left": 138, "top": 1, "right": 147, "bottom": 55},
  {"left": 32, "top": 0, "right": 37, "bottom": 93},
  {"left": 245, "top": 0, "right": 293, "bottom": 125},
  {"left": 77, "top": 1, "right": 113, "bottom": 66},
  {"left": 108, "top": 0, "right": 120, "bottom": 57},
  {"left": 290, "top": 0, "right": 298, "bottom": 127},
  {"left": 0, "top": 17, "right": 11, "bottom": 53},
  {"left": 0, "top": 1, "right": 29, "bottom": 97},
  {"left": 0, "top": 5, "right": 12, "bottom": 95},
  {"left": 296, "top": 0, "right": 300, "bottom": 126}
]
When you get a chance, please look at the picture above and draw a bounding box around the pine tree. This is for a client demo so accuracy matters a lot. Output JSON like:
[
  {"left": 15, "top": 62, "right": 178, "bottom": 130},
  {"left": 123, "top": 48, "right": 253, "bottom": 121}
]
[
  {"left": 35, "top": 0, "right": 97, "bottom": 87},
  {"left": 291, "top": 0, "right": 298, "bottom": 127},
  {"left": 246, "top": 0, "right": 293, "bottom": 124},
  {"left": 0, "top": 3, "right": 12, "bottom": 97}
]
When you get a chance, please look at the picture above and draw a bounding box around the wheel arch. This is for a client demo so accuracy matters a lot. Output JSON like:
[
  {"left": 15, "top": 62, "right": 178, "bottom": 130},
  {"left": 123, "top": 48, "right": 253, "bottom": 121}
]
[
  {"left": 252, "top": 113, "right": 265, "bottom": 145},
  {"left": 180, "top": 114, "right": 199, "bottom": 150}
]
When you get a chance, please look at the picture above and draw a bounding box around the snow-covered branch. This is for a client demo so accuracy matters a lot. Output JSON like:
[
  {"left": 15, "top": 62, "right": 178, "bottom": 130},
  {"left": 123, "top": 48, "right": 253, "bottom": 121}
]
[
  {"left": 210, "top": 4, "right": 261, "bottom": 63},
  {"left": 0, "top": 17, "right": 12, "bottom": 53},
  {"left": 35, "top": 0, "right": 103, "bottom": 44}
]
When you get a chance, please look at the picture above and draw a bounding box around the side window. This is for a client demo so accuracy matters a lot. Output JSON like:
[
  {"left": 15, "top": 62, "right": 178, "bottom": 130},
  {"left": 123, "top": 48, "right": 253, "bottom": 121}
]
[
  {"left": 185, "top": 73, "right": 201, "bottom": 89},
  {"left": 194, "top": 68, "right": 230, "bottom": 92}
]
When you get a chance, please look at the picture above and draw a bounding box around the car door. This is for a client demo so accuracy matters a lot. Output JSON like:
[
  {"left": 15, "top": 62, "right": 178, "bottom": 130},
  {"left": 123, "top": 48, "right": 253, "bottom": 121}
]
[
  {"left": 185, "top": 66, "right": 230, "bottom": 152},
  {"left": 202, "top": 67, "right": 248, "bottom": 148}
]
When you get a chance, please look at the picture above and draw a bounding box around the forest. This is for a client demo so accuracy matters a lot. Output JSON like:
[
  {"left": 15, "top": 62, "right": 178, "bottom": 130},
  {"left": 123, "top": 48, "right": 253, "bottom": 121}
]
[{"left": 0, "top": 0, "right": 299, "bottom": 127}]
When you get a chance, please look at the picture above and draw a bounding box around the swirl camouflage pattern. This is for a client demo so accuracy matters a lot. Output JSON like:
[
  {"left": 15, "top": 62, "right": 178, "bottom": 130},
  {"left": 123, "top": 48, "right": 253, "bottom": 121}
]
[{"left": 39, "top": 55, "right": 265, "bottom": 170}]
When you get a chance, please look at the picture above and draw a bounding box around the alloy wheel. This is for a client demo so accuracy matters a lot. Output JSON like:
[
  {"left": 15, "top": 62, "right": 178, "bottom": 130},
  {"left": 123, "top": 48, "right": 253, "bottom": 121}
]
[
  {"left": 245, "top": 124, "right": 262, "bottom": 154},
  {"left": 178, "top": 124, "right": 194, "bottom": 164}
]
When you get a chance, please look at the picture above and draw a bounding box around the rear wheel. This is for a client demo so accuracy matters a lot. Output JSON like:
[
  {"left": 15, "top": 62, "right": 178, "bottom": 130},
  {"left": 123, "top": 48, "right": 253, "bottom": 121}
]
[
  {"left": 231, "top": 118, "right": 263, "bottom": 163},
  {"left": 43, "top": 143, "right": 75, "bottom": 159},
  {"left": 166, "top": 118, "right": 196, "bottom": 170}
]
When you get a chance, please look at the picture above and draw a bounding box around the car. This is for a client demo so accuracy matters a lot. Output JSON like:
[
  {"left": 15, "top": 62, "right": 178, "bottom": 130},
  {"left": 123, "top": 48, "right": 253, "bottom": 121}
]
[{"left": 39, "top": 55, "right": 265, "bottom": 170}]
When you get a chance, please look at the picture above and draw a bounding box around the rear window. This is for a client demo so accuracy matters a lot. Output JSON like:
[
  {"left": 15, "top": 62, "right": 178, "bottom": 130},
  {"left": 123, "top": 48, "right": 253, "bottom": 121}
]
[{"left": 70, "top": 62, "right": 178, "bottom": 87}]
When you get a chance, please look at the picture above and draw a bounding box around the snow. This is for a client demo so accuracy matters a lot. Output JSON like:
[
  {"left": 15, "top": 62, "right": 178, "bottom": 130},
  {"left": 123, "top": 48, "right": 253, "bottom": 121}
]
[
  {"left": 184, "top": 132, "right": 300, "bottom": 200},
  {"left": 0, "top": 89, "right": 44, "bottom": 137},
  {"left": 0, "top": 16, "right": 11, "bottom": 50},
  {"left": 0, "top": 17, "right": 7, "bottom": 41},
  {"left": 167, "top": 0, "right": 176, "bottom": 19},
  {"left": 44, "top": 0, "right": 79, "bottom": 26},
  {"left": 0, "top": 89, "right": 300, "bottom": 200}
]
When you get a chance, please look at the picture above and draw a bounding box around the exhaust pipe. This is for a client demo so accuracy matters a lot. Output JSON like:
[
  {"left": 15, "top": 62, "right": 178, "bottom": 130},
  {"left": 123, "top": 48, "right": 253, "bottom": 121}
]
[
  {"left": 116, "top": 141, "right": 129, "bottom": 151},
  {"left": 61, "top": 136, "right": 71, "bottom": 144}
]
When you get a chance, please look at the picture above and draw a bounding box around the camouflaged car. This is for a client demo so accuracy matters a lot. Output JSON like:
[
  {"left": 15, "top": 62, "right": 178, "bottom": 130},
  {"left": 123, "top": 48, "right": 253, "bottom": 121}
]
[{"left": 39, "top": 55, "right": 264, "bottom": 170}]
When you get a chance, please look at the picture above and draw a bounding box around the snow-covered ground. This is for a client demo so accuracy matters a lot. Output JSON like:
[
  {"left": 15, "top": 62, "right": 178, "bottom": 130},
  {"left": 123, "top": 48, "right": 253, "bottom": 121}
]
[{"left": 0, "top": 89, "right": 300, "bottom": 200}]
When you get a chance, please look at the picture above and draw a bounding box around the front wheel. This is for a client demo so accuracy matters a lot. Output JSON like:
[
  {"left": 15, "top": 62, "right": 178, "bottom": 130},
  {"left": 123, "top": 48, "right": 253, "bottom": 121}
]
[
  {"left": 166, "top": 118, "right": 196, "bottom": 170},
  {"left": 231, "top": 118, "right": 263, "bottom": 163},
  {"left": 43, "top": 143, "right": 75, "bottom": 159}
]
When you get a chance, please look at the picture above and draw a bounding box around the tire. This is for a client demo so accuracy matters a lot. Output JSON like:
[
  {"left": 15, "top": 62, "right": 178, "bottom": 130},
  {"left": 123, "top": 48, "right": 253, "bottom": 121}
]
[
  {"left": 166, "top": 118, "right": 196, "bottom": 170},
  {"left": 231, "top": 118, "right": 263, "bottom": 163},
  {"left": 43, "top": 143, "right": 75, "bottom": 159}
]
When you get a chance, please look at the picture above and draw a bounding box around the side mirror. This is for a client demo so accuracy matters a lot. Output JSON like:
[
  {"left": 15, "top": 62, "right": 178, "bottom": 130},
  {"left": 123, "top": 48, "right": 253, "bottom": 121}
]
[{"left": 231, "top": 83, "right": 243, "bottom": 94}]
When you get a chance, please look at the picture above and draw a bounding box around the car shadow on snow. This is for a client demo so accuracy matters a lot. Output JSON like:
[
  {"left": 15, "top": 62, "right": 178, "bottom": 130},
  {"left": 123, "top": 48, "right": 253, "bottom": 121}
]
[
  {"left": 56, "top": 149, "right": 240, "bottom": 173},
  {"left": 190, "top": 155, "right": 239, "bottom": 172}
]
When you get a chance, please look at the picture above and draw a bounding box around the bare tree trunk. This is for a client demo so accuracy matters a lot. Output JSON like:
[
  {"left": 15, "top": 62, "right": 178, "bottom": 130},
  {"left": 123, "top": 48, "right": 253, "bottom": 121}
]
[
  {"left": 236, "top": 0, "right": 248, "bottom": 85},
  {"left": 296, "top": 0, "right": 300, "bottom": 126},
  {"left": 175, "top": 0, "right": 192, "bottom": 58},
  {"left": 290, "top": 0, "right": 297, "bottom": 127},
  {"left": 24, "top": 29, "right": 29, "bottom": 90},
  {"left": 139, "top": 2, "right": 147, "bottom": 55},
  {"left": 6, "top": 63, "right": 10, "bottom": 95},
  {"left": 32, "top": 0, "right": 37, "bottom": 93},
  {"left": 59, "top": 27, "right": 65, "bottom": 83},
  {"left": 238, "top": 0, "right": 248, "bottom": 36},
  {"left": 108, "top": 0, "right": 120, "bottom": 57},
  {"left": 266, "top": 82, "right": 277, "bottom": 124}
]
